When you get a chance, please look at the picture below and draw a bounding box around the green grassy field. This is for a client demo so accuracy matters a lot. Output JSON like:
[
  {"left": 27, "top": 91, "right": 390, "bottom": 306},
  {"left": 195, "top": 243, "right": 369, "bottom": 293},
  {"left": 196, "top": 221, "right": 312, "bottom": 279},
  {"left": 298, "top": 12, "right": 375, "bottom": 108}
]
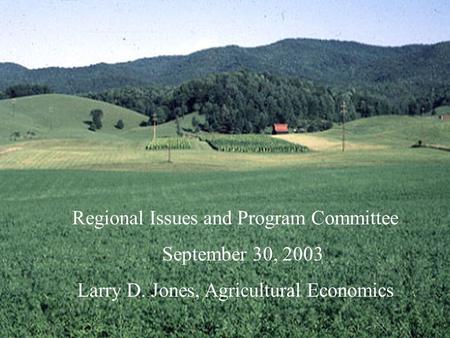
[
  {"left": 1, "top": 164, "right": 449, "bottom": 336},
  {"left": 0, "top": 94, "right": 152, "bottom": 143},
  {"left": 0, "top": 95, "right": 449, "bottom": 336},
  {"left": 1, "top": 95, "right": 450, "bottom": 171},
  {"left": 323, "top": 115, "right": 450, "bottom": 146}
]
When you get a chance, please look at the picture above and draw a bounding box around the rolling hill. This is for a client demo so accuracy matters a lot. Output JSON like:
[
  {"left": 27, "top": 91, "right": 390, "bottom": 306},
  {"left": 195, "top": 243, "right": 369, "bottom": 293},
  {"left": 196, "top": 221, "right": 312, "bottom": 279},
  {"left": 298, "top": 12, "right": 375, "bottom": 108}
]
[
  {"left": 1, "top": 93, "right": 448, "bottom": 172},
  {"left": 1, "top": 94, "right": 449, "bottom": 149},
  {"left": 0, "top": 39, "right": 449, "bottom": 96},
  {"left": 0, "top": 94, "right": 150, "bottom": 144},
  {"left": 276, "top": 115, "right": 450, "bottom": 152}
]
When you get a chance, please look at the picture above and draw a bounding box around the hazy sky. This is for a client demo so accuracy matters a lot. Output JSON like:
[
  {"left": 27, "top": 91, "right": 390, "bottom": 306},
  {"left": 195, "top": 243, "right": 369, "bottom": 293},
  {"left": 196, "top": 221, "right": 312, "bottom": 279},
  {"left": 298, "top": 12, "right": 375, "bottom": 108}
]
[{"left": 1, "top": 0, "right": 449, "bottom": 69}]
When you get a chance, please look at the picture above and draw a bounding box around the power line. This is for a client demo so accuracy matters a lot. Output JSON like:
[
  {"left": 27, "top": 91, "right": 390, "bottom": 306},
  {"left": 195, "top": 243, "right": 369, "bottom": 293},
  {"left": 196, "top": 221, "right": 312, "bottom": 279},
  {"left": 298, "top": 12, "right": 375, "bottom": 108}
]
[
  {"left": 152, "top": 112, "right": 157, "bottom": 142},
  {"left": 341, "top": 100, "right": 347, "bottom": 152},
  {"left": 12, "top": 98, "right": 16, "bottom": 117}
]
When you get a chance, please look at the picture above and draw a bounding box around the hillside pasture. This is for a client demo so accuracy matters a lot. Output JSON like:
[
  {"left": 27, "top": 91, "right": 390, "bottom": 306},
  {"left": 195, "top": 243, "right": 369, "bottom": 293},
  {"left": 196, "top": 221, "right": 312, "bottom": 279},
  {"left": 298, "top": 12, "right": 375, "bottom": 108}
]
[{"left": 0, "top": 94, "right": 150, "bottom": 144}]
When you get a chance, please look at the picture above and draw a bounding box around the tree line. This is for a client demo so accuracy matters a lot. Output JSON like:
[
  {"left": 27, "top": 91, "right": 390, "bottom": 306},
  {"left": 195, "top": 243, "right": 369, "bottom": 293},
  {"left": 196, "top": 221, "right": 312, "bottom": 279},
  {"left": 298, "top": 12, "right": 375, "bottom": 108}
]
[
  {"left": 86, "top": 71, "right": 446, "bottom": 134},
  {"left": 0, "top": 84, "right": 52, "bottom": 99}
]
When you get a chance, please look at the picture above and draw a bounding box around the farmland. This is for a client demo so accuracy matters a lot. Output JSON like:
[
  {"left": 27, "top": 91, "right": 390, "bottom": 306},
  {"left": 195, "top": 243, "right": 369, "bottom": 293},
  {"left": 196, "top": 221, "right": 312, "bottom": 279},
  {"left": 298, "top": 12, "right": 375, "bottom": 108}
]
[
  {"left": 1, "top": 163, "right": 449, "bottom": 336},
  {"left": 0, "top": 95, "right": 449, "bottom": 336},
  {"left": 146, "top": 137, "right": 192, "bottom": 150},
  {"left": 201, "top": 134, "right": 308, "bottom": 153},
  {"left": 1, "top": 95, "right": 450, "bottom": 172}
]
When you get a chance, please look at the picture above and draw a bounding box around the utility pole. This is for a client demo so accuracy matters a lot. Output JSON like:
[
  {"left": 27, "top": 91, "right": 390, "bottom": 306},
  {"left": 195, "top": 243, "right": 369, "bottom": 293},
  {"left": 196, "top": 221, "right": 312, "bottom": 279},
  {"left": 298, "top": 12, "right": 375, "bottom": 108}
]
[
  {"left": 167, "top": 143, "right": 172, "bottom": 163},
  {"left": 12, "top": 98, "right": 16, "bottom": 117},
  {"left": 341, "top": 100, "right": 347, "bottom": 152},
  {"left": 49, "top": 106, "right": 54, "bottom": 130},
  {"left": 152, "top": 112, "right": 157, "bottom": 142}
]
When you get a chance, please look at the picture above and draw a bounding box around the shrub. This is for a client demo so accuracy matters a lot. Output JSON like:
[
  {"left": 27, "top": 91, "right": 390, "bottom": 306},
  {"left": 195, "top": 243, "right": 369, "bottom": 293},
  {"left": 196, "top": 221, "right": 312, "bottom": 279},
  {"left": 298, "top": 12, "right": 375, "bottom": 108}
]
[
  {"left": 9, "top": 131, "right": 21, "bottom": 141},
  {"left": 115, "top": 119, "right": 124, "bottom": 129},
  {"left": 192, "top": 116, "right": 200, "bottom": 133},
  {"left": 5, "top": 84, "right": 51, "bottom": 98},
  {"left": 176, "top": 117, "right": 183, "bottom": 136},
  {"left": 26, "top": 130, "right": 36, "bottom": 139},
  {"left": 90, "top": 109, "right": 103, "bottom": 129},
  {"left": 298, "top": 119, "right": 333, "bottom": 133}
]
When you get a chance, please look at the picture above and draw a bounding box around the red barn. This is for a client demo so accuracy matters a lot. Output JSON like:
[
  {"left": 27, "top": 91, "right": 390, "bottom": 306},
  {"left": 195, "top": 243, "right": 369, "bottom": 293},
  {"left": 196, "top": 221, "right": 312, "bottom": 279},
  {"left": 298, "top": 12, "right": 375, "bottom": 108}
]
[{"left": 272, "top": 123, "right": 289, "bottom": 134}]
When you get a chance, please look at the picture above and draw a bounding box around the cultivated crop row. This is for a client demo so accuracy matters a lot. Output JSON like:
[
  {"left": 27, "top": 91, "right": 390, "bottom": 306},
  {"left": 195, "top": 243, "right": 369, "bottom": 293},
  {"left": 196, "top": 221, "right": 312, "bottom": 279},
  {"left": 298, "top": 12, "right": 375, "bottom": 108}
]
[
  {"left": 201, "top": 134, "right": 308, "bottom": 153},
  {"left": 145, "top": 137, "right": 192, "bottom": 150}
]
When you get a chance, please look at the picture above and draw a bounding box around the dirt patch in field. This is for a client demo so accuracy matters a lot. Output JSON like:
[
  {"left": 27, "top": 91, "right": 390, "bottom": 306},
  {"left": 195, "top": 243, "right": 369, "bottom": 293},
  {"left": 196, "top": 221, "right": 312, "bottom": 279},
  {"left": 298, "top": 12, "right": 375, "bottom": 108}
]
[
  {"left": 0, "top": 146, "right": 22, "bottom": 155},
  {"left": 273, "top": 134, "right": 385, "bottom": 151}
]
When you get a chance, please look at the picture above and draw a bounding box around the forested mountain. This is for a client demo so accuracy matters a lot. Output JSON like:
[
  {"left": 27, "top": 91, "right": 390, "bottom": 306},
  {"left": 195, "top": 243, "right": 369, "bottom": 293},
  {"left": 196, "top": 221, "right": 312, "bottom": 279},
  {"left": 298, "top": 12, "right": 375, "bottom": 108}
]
[
  {"left": 1, "top": 38, "right": 449, "bottom": 98},
  {"left": 2, "top": 38, "right": 450, "bottom": 133}
]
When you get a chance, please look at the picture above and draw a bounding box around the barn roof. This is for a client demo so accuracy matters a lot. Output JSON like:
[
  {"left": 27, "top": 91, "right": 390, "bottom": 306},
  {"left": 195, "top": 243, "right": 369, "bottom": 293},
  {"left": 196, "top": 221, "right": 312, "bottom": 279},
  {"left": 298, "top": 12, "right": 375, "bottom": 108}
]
[{"left": 273, "top": 123, "right": 289, "bottom": 132}]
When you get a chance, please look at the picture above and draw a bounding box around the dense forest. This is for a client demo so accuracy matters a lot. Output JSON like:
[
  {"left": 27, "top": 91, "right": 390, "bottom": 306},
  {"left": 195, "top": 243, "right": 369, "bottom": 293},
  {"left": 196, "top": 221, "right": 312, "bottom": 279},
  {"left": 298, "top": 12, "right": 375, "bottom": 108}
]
[
  {"left": 86, "top": 71, "right": 402, "bottom": 133},
  {"left": 0, "top": 84, "right": 52, "bottom": 99}
]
